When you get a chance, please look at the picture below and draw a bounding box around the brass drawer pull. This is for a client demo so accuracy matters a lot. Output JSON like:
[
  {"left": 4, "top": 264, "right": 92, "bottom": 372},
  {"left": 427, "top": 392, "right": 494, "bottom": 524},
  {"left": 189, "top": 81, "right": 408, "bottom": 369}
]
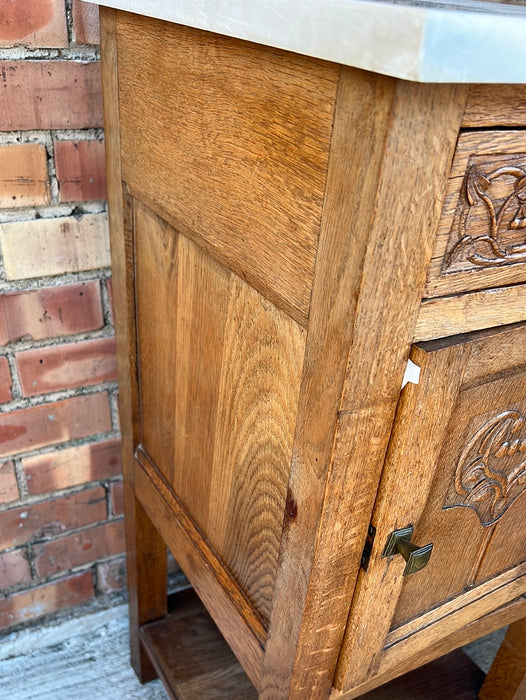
[{"left": 382, "top": 526, "right": 433, "bottom": 576}]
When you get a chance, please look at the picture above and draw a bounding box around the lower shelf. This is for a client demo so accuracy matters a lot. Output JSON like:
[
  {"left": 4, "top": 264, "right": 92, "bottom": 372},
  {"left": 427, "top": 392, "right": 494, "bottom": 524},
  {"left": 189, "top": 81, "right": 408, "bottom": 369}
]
[
  {"left": 359, "top": 647, "right": 486, "bottom": 700},
  {"left": 139, "top": 587, "right": 258, "bottom": 700}
]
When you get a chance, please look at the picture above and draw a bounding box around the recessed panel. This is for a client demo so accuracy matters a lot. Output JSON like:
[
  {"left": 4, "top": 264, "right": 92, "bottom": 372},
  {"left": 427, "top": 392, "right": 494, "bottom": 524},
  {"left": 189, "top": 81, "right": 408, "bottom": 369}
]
[{"left": 134, "top": 201, "right": 306, "bottom": 626}]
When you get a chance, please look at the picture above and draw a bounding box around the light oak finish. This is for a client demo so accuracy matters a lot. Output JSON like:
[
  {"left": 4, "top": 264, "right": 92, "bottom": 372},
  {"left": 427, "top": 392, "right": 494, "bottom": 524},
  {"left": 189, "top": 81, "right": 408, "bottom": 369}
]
[
  {"left": 100, "top": 8, "right": 526, "bottom": 699},
  {"left": 100, "top": 9, "right": 167, "bottom": 682},
  {"left": 463, "top": 85, "right": 526, "bottom": 128},
  {"left": 140, "top": 588, "right": 257, "bottom": 699},
  {"left": 425, "top": 131, "right": 526, "bottom": 300},
  {"left": 415, "top": 284, "right": 526, "bottom": 341},
  {"left": 336, "top": 323, "right": 526, "bottom": 692},
  {"left": 479, "top": 616, "right": 526, "bottom": 700},
  {"left": 115, "top": 13, "right": 340, "bottom": 328}
]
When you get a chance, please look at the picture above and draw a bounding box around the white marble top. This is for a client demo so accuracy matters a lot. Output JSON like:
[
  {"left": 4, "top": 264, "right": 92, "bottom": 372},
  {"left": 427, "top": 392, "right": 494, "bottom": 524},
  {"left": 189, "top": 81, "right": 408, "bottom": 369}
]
[{"left": 87, "top": 0, "right": 526, "bottom": 83}]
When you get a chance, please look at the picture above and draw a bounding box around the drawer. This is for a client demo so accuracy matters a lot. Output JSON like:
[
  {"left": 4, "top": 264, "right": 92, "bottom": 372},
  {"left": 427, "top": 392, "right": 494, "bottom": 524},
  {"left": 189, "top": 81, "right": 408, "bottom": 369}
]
[{"left": 425, "top": 130, "right": 526, "bottom": 300}]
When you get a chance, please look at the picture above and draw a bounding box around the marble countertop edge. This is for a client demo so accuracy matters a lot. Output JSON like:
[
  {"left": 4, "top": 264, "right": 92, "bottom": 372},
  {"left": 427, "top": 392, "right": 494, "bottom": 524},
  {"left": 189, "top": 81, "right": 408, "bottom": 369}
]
[{"left": 86, "top": 0, "right": 526, "bottom": 83}]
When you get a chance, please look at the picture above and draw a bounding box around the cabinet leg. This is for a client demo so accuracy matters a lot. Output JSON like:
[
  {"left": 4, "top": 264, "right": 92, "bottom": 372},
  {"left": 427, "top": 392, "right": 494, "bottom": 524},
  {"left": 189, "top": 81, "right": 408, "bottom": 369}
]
[
  {"left": 126, "top": 494, "right": 168, "bottom": 683},
  {"left": 478, "top": 618, "right": 526, "bottom": 700}
]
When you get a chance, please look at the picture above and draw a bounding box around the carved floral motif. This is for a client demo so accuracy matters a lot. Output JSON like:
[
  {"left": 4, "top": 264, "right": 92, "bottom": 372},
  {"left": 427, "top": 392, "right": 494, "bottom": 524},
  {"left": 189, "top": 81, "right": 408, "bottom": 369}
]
[
  {"left": 444, "top": 410, "right": 526, "bottom": 526},
  {"left": 445, "top": 157, "right": 526, "bottom": 271}
]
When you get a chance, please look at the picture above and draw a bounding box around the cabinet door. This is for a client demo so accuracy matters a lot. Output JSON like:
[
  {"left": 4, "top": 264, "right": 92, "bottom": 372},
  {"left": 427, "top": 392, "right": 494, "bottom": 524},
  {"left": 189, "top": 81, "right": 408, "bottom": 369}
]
[{"left": 336, "top": 322, "right": 526, "bottom": 694}]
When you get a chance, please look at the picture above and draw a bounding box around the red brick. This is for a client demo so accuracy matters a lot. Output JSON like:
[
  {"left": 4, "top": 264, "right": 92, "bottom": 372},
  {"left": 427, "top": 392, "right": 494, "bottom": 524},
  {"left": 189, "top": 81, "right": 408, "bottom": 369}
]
[
  {"left": 34, "top": 519, "right": 125, "bottom": 576},
  {"left": 0, "top": 281, "right": 104, "bottom": 345},
  {"left": 96, "top": 556, "right": 126, "bottom": 594},
  {"left": 110, "top": 479, "right": 124, "bottom": 516},
  {"left": 72, "top": 0, "right": 100, "bottom": 45},
  {"left": 0, "top": 570, "right": 94, "bottom": 629},
  {"left": 0, "top": 392, "right": 112, "bottom": 458},
  {"left": 0, "top": 549, "right": 31, "bottom": 589},
  {"left": 16, "top": 337, "right": 117, "bottom": 397},
  {"left": 0, "top": 0, "right": 68, "bottom": 48},
  {"left": 0, "top": 356, "right": 12, "bottom": 403},
  {"left": 0, "top": 485, "right": 107, "bottom": 549},
  {"left": 0, "top": 143, "right": 49, "bottom": 208},
  {"left": 0, "top": 461, "right": 18, "bottom": 503},
  {"left": 0, "top": 61, "right": 103, "bottom": 131},
  {"left": 54, "top": 140, "right": 107, "bottom": 202},
  {"left": 23, "top": 438, "right": 122, "bottom": 495}
]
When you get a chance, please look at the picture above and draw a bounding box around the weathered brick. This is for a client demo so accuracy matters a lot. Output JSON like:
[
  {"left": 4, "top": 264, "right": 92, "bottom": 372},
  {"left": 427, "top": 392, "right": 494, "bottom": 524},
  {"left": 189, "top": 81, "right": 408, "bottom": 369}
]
[
  {"left": 0, "top": 486, "right": 107, "bottom": 549},
  {"left": 16, "top": 336, "right": 117, "bottom": 397},
  {"left": 110, "top": 479, "right": 124, "bottom": 516},
  {"left": 0, "top": 143, "right": 49, "bottom": 208},
  {"left": 54, "top": 140, "right": 107, "bottom": 202},
  {"left": 0, "top": 461, "right": 18, "bottom": 504},
  {"left": 34, "top": 519, "right": 125, "bottom": 577},
  {"left": 0, "top": 213, "right": 110, "bottom": 280},
  {"left": 0, "top": 391, "right": 112, "bottom": 458},
  {"left": 23, "top": 438, "right": 122, "bottom": 495},
  {"left": 0, "top": 281, "right": 104, "bottom": 345},
  {"left": 0, "top": 549, "right": 31, "bottom": 589},
  {"left": 0, "top": 61, "right": 103, "bottom": 131},
  {"left": 0, "top": 356, "right": 12, "bottom": 403},
  {"left": 0, "top": 0, "right": 68, "bottom": 48},
  {"left": 96, "top": 556, "right": 126, "bottom": 594},
  {"left": 72, "top": 0, "right": 100, "bottom": 45},
  {"left": 0, "top": 570, "right": 94, "bottom": 629}
]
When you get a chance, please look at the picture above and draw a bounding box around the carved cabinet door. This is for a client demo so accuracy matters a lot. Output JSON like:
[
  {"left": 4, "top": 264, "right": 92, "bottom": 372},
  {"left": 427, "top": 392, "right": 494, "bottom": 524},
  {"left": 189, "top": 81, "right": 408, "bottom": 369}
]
[{"left": 336, "top": 322, "right": 526, "bottom": 695}]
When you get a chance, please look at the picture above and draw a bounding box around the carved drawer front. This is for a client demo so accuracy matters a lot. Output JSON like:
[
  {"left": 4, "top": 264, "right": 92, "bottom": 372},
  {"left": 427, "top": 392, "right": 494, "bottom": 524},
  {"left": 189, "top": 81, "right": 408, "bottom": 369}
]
[
  {"left": 336, "top": 322, "right": 526, "bottom": 695},
  {"left": 425, "top": 131, "right": 526, "bottom": 299}
]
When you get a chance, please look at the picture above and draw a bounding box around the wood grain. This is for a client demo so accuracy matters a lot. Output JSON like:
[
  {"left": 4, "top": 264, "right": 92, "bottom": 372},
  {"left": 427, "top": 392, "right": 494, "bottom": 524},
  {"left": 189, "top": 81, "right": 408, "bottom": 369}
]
[
  {"left": 415, "top": 284, "right": 526, "bottom": 341},
  {"left": 357, "top": 649, "right": 484, "bottom": 700},
  {"left": 140, "top": 588, "right": 257, "bottom": 700},
  {"left": 479, "top": 616, "right": 526, "bottom": 700},
  {"left": 133, "top": 199, "right": 306, "bottom": 628},
  {"left": 261, "top": 72, "right": 467, "bottom": 698},
  {"left": 336, "top": 341, "right": 470, "bottom": 690},
  {"left": 337, "top": 321, "right": 526, "bottom": 694},
  {"left": 331, "top": 596, "right": 526, "bottom": 699},
  {"left": 100, "top": 8, "right": 167, "bottom": 682},
  {"left": 424, "top": 131, "right": 526, "bottom": 300},
  {"left": 387, "top": 564, "right": 526, "bottom": 648},
  {"left": 115, "top": 12, "right": 340, "bottom": 327},
  {"left": 392, "top": 375, "right": 526, "bottom": 626},
  {"left": 135, "top": 454, "right": 264, "bottom": 689},
  {"left": 463, "top": 85, "right": 526, "bottom": 127}
]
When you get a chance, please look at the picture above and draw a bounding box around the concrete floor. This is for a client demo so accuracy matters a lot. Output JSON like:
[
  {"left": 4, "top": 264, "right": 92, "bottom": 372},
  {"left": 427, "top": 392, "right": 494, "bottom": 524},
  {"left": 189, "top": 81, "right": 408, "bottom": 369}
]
[
  {"left": 0, "top": 605, "right": 168, "bottom": 700},
  {"left": 0, "top": 602, "right": 505, "bottom": 699}
]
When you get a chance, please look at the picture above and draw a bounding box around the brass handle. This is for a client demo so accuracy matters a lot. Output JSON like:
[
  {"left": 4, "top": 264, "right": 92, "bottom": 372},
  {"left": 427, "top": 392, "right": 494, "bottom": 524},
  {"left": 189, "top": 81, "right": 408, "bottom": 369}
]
[{"left": 382, "top": 526, "right": 433, "bottom": 576}]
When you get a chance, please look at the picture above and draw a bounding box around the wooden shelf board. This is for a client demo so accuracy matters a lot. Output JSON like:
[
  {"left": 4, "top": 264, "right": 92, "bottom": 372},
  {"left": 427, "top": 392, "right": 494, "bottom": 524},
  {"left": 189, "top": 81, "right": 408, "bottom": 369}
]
[
  {"left": 358, "top": 648, "right": 485, "bottom": 700},
  {"left": 139, "top": 588, "right": 258, "bottom": 700}
]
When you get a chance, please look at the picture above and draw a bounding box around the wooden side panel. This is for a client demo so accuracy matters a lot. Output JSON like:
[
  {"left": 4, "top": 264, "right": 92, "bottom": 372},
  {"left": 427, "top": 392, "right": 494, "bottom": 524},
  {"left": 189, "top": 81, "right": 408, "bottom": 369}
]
[
  {"left": 424, "top": 131, "right": 526, "bottom": 300},
  {"left": 479, "top": 616, "right": 526, "bottom": 700},
  {"left": 100, "top": 8, "right": 167, "bottom": 682},
  {"left": 133, "top": 201, "right": 306, "bottom": 628},
  {"left": 463, "top": 85, "right": 526, "bottom": 128},
  {"left": 115, "top": 12, "right": 340, "bottom": 326}
]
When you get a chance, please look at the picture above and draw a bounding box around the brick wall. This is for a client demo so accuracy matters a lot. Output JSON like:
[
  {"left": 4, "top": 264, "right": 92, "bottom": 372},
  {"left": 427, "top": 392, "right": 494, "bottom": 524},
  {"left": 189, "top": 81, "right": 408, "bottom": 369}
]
[{"left": 0, "top": 1, "right": 127, "bottom": 631}]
